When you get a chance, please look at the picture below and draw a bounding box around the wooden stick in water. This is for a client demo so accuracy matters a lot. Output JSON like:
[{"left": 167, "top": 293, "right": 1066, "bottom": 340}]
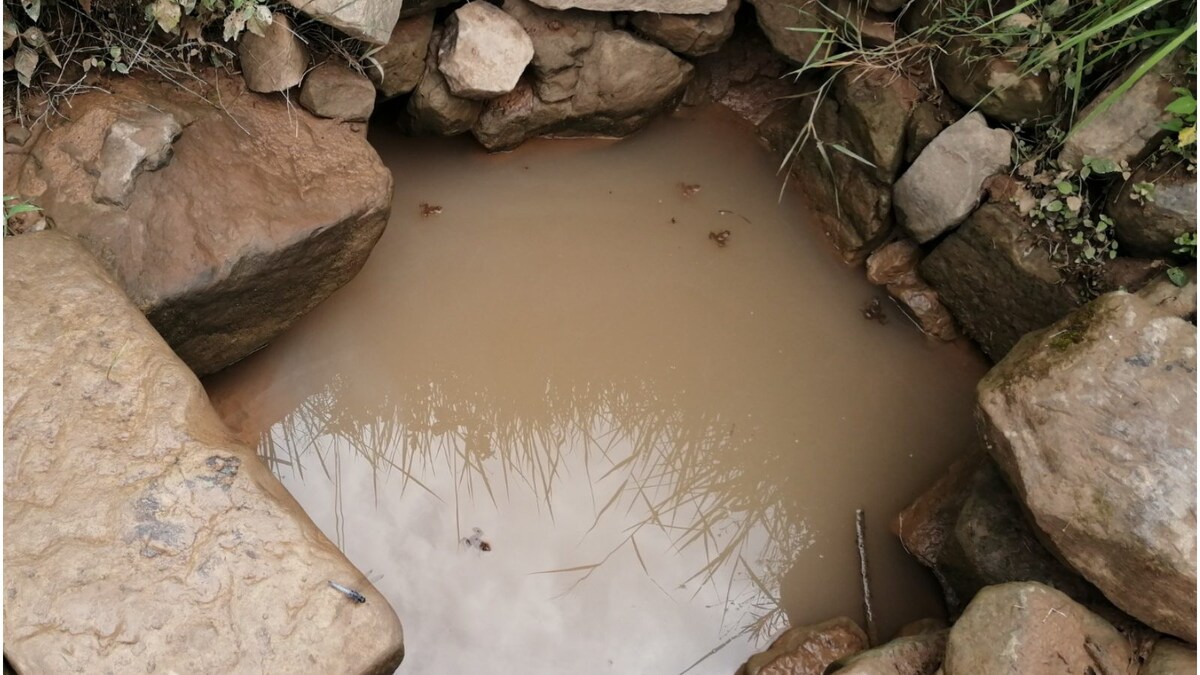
[{"left": 856, "top": 508, "right": 879, "bottom": 646}]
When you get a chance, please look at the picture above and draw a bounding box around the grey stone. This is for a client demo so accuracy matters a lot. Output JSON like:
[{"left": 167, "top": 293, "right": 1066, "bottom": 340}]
[
  {"left": 528, "top": 0, "right": 724, "bottom": 13},
  {"left": 748, "top": 0, "right": 830, "bottom": 65},
  {"left": 371, "top": 13, "right": 436, "bottom": 99},
  {"left": 630, "top": 0, "right": 739, "bottom": 57},
  {"left": 92, "top": 108, "right": 182, "bottom": 208},
  {"left": 936, "top": 37, "right": 1058, "bottom": 124},
  {"left": 238, "top": 13, "right": 309, "bottom": 93},
  {"left": 439, "top": 2, "right": 535, "bottom": 100},
  {"left": 3, "top": 231, "right": 405, "bottom": 674},
  {"left": 502, "top": 0, "right": 615, "bottom": 103},
  {"left": 944, "top": 583, "right": 1132, "bottom": 675},
  {"left": 978, "top": 292, "right": 1197, "bottom": 640},
  {"left": 407, "top": 27, "right": 484, "bottom": 136},
  {"left": 1059, "top": 55, "right": 1180, "bottom": 169},
  {"left": 1137, "top": 264, "right": 1197, "bottom": 321},
  {"left": 919, "top": 202, "right": 1083, "bottom": 361},
  {"left": 472, "top": 30, "right": 693, "bottom": 150},
  {"left": 1109, "top": 162, "right": 1197, "bottom": 257},
  {"left": 894, "top": 112, "right": 1012, "bottom": 243},
  {"left": 287, "top": 0, "right": 401, "bottom": 44},
  {"left": 299, "top": 62, "right": 376, "bottom": 121}
]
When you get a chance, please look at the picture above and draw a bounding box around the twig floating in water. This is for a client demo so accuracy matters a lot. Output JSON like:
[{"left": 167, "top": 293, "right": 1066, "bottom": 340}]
[{"left": 856, "top": 509, "right": 878, "bottom": 646}]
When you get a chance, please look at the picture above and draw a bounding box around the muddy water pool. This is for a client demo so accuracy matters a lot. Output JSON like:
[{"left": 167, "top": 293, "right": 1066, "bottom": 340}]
[{"left": 205, "top": 105, "right": 986, "bottom": 674}]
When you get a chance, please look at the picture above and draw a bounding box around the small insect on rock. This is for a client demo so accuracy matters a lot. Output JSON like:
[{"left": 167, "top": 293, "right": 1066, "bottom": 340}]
[{"left": 328, "top": 580, "right": 367, "bottom": 603}]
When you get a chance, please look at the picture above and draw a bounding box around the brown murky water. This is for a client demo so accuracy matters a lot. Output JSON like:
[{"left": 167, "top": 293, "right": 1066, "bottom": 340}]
[{"left": 205, "top": 105, "right": 986, "bottom": 674}]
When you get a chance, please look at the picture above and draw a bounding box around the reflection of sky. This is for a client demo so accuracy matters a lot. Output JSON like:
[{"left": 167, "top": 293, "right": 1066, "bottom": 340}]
[{"left": 273, "top": 407, "right": 795, "bottom": 675}]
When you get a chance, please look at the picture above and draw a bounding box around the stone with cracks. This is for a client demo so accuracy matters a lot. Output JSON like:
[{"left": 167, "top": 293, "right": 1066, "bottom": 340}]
[
  {"left": 738, "top": 617, "right": 869, "bottom": 675},
  {"left": 3, "top": 231, "right": 405, "bottom": 674},
  {"left": 287, "top": 0, "right": 402, "bottom": 45},
  {"left": 919, "top": 202, "right": 1084, "bottom": 361},
  {"left": 828, "top": 630, "right": 947, "bottom": 675},
  {"left": 238, "top": 13, "right": 309, "bottom": 93},
  {"left": 92, "top": 108, "right": 182, "bottom": 208},
  {"left": 407, "top": 27, "right": 484, "bottom": 136},
  {"left": 501, "top": 0, "right": 615, "bottom": 103},
  {"left": 936, "top": 37, "right": 1057, "bottom": 124},
  {"left": 299, "top": 62, "right": 377, "bottom": 121},
  {"left": 978, "top": 292, "right": 1197, "bottom": 640},
  {"left": 894, "top": 112, "right": 1012, "bottom": 243},
  {"left": 438, "top": 2, "right": 536, "bottom": 100},
  {"left": 6, "top": 73, "right": 392, "bottom": 376},
  {"left": 943, "top": 583, "right": 1132, "bottom": 675},
  {"left": 371, "top": 13, "right": 436, "bottom": 99},
  {"left": 630, "top": 0, "right": 740, "bottom": 58},
  {"left": 1108, "top": 162, "right": 1197, "bottom": 257}
]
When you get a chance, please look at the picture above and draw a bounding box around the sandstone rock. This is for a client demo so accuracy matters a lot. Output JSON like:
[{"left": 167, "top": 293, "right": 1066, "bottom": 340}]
[
  {"left": 4, "top": 124, "right": 30, "bottom": 145},
  {"left": 919, "top": 202, "right": 1083, "bottom": 360},
  {"left": 740, "top": 617, "right": 869, "bottom": 675},
  {"left": 630, "top": 0, "right": 739, "bottom": 57},
  {"left": 439, "top": 2, "right": 535, "bottom": 100},
  {"left": 748, "top": 0, "right": 830, "bottom": 65},
  {"left": 371, "top": 12, "right": 436, "bottom": 99},
  {"left": 407, "top": 27, "right": 485, "bottom": 136},
  {"left": 3, "top": 231, "right": 405, "bottom": 674},
  {"left": 944, "top": 583, "right": 1133, "bottom": 675},
  {"left": 893, "top": 618, "right": 948, "bottom": 639},
  {"left": 866, "top": 239, "right": 921, "bottom": 286},
  {"left": 1137, "top": 265, "right": 1197, "bottom": 321},
  {"left": 1109, "top": 162, "right": 1197, "bottom": 257},
  {"left": 92, "top": 108, "right": 182, "bottom": 208},
  {"left": 502, "top": 0, "right": 615, "bottom": 103},
  {"left": 528, "top": 0, "right": 724, "bottom": 13},
  {"left": 937, "top": 38, "right": 1057, "bottom": 124},
  {"left": 472, "top": 30, "right": 692, "bottom": 150},
  {"left": 1059, "top": 55, "right": 1180, "bottom": 169},
  {"left": 836, "top": 67, "right": 921, "bottom": 183},
  {"left": 287, "top": 0, "right": 401, "bottom": 44},
  {"left": 978, "top": 292, "right": 1197, "bottom": 640},
  {"left": 1143, "top": 639, "right": 1197, "bottom": 675},
  {"left": 894, "top": 112, "right": 1012, "bottom": 243},
  {"left": 890, "top": 283, "right": 958, "bottom": 340},
  {"left": 829, "top": 630, "right": 947, "bottom": 675},
  {"left": 904, "top": 101, "right": 954, "bottom": 163},
  {"left": 8, "top": 73, "right": 392, "bottom": 375},
  {"left": 299, "top": 62, "right": 376, "bottom": 121},
  {"left": 400, "top": 0, "right": 458, "bottom": 18},
  {"left": 238, "top": 13, "right": 309, "bottom": 93},
  {"left": 688, "top": 20, "right": 802, "bottom": 123}
]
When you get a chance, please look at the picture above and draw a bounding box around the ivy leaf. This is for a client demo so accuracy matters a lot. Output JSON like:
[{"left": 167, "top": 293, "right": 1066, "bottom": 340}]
[
  {"left": 1165, "top": 94, "right": 1197, "bottom": 117},
  {"left": 1167, "top": 267, "right": 1189, "bottom": 287},
  {"left": 21, "top": 0, "right": 40, "bottom": 22},
  {"left": 1066, "top": 195, "right": 1083, "bottom": 212},
  {"left": 1179, "top": 126, "right": 1196, "bottom": 147},
  {"left": 14, "top": 45, "right": 38, "bottom": 86},
  {"left": 1056, "top": 181, "right": 1074, "bottom": 194},
  {"left": 151, "top": 0, "right": 182, "bottom": 33}
]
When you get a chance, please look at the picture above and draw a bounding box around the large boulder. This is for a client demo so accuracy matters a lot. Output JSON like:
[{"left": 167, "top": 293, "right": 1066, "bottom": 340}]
[
  {"left": 299, "top": 62, "right": 376, "bottom": 121},
  {"left": 738, "top": 618, "right": 869, "bottom": 675},
  {"left": 371, "top": 12, "right": 436, "bottom": 99},
  {"left": 527, "top": 0, "right": 724, "bottom": 13},
  {"left": 472, "top": 30, "right": 693, "bottom": 150},
  {"left": 502, "top": 0, "right": 615, "bottom": 103},
  {"left": 630, "top": 0, "right": 740, "bottom": 57},
  {"left": 237, "top": 13, "right": 309, "bottom": 93},
  {"left": 438, "top": 2, "right": 535, "bottom": 100},
  {"left": 6, "top": 74, "right": 392, "bottom": 375},
  {"left": 3, "top": 231, "right": 405, "bottom": 673},
  {"left": 936, "top": 38, "right": 1058, "bottom": 124},
  {"left": 1059, "top": 55, "right": 1182, "bottom": 169},
  {"left": 919, "top": 202, "right": 1084, "bottom": 361},
  {"left": 747, "top": 0, "right": 830, "bottom": 65},
  {"left": 977, "top": 292, "right": 1197, "bottom": 640},
  {"left": 943, "top": 583, "right": 1133, "bottom": 675},
  {"left": 407, "top": 27, "right": 485, "bottom": 136},
  {"left": 1108, "top": 162, "right": 1197, "bottom": 257},
  {"left": 893, "top": 112, "right": 1012, "bottom": 243},
  {"left": 287, "top": 0, "right": 401, "bottom": 44}
]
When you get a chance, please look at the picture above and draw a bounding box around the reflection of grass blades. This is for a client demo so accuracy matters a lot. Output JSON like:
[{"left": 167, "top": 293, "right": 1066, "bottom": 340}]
[{"left": 266, "top": 373, "right": 809, "bottom": 658}]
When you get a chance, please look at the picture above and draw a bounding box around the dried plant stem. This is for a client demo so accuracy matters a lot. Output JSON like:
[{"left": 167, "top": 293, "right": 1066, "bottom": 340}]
[{"left": 856, "top": 508, "right": 878, "bottom": 646}]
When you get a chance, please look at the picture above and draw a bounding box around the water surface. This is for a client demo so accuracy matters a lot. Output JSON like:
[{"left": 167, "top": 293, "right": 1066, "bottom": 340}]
[{"left": 206, "top": 105, "right": 986, "bottom": 674}]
